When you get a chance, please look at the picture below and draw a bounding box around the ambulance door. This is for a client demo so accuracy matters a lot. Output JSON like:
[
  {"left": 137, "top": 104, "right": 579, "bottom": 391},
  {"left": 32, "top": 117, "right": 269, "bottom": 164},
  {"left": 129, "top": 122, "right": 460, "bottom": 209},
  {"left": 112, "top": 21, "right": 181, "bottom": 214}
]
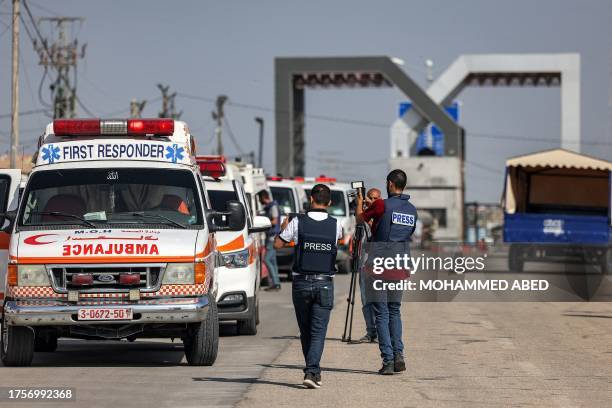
[{"left": 0, "top": 169, "right": 23, "bottom": 308}]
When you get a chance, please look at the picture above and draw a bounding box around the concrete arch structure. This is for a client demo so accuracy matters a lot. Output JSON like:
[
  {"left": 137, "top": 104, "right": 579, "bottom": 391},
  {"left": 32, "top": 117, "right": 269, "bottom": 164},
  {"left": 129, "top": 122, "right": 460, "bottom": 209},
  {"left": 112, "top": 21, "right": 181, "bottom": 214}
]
[
  {"left": 394, "top": 53, "right": 580, "bottom": 156},
  {"left": 274, "top": 56, "right": 464, "bottom": 176}
]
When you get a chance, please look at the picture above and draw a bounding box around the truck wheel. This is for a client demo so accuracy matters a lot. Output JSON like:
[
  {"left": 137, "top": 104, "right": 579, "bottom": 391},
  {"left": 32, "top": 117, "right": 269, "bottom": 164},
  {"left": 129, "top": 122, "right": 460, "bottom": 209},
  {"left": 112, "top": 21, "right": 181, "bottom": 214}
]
[
  {"left": 1, "top": 319, "right": 35, "bottom": 366},
  {"left": 183, "top": 297, "right": 219, "bottom": 366},
  {"left": 237, "top": 301, "right": 258, "bottom": 336},
  {"left": 601, "top": 248, "right": 611, "bottom": 275},
  {"left": 34, "top": 334, "right": 58, "bottom": 352},
  {"left": 508, "top": 245, "right": 524, "bottom": 272}
]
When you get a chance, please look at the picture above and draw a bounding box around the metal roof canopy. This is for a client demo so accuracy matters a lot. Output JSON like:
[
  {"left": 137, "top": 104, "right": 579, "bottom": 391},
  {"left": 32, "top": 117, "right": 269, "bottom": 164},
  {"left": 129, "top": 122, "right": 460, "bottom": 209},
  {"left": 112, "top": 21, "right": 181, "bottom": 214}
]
[
  {"left": 505, "top": 148, "right": 611, "bottom": 170},
  {"left": 403, "top": 53, "right": 581, "bottom": 151},
  {"left": 275, "top": 56, "right": 464, "bottom": 176}
]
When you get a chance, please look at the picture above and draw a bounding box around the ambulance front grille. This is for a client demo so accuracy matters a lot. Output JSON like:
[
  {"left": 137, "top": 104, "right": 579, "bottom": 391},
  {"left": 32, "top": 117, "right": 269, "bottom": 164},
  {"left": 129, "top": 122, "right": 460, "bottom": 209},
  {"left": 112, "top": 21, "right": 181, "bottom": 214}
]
[{"left": 50, "top": 266, "right": 161, "bottom": 292}]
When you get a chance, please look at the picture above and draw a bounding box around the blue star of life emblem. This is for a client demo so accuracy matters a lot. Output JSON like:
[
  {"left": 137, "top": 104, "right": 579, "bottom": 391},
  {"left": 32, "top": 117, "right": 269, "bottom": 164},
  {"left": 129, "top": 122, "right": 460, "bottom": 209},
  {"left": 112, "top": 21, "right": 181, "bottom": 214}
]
[
  {"left": 41, "top": 144, "right": 61, "bottom": 164},
  {"left": 165, "top": 143, "right": 185, "bottom": 163}
]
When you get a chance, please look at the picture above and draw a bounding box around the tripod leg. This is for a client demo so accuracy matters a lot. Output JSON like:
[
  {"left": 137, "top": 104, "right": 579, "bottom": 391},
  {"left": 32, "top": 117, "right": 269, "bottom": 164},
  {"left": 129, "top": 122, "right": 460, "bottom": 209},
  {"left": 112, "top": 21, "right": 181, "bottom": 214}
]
[
  {"left": 347, "top": 268, "right": 358, "bottom": 342},
  {"left": 342, "top": 264, "right": 357, "bottom": 341}
]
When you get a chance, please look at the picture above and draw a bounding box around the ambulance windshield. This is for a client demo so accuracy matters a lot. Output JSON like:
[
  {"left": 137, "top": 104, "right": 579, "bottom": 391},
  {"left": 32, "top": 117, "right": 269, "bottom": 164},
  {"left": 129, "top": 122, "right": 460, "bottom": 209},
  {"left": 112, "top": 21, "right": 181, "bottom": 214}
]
[
  {"left": 19, "top": 168, "right": 203, "bottom": 229},
  {"left": 207, "top": 189, "right": 239, "bottom": 212},
  {"left": 270, "top": 186, "right": 296, "bottom": 214},
  {"left": 304, "top": 189, "right": 346, "bottom": 217}
]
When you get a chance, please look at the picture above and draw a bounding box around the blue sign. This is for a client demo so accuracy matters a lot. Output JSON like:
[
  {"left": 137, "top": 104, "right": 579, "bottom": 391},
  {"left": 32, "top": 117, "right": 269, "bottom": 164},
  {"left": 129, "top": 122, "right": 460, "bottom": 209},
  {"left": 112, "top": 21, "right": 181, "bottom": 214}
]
[{"left": 398, "top": 102, "right": 460, "bottom": 156}]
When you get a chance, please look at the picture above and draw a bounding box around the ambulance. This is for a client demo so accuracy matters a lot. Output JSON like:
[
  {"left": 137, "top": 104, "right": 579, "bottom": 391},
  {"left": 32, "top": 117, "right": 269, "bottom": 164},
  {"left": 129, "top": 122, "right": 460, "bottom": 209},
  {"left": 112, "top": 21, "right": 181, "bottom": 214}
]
[
  {"left": 0, "top": 118, "right": 247, "bottom": 366},
  {"left": 302, "top": 176, "right": 356, "bottom": 273},
  {"left": 267, "top": 177, "right": 308, "bottom": 278},
  {"left": 196, "top": 156, "right": 270, "bottom": 335}
]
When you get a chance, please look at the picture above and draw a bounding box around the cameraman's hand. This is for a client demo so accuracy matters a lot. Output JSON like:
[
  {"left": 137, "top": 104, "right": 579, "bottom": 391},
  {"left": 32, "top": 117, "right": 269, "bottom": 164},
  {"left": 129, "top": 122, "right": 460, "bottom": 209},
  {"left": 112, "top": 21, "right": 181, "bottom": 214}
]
[{"left": 356, "top": 188, "right": 364, "bottom": 209}]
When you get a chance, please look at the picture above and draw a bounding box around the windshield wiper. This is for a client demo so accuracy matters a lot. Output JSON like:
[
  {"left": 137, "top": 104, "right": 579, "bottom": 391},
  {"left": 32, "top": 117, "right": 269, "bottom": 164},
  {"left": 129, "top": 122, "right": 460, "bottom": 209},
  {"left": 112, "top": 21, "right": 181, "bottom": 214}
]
[
  {"left": 126, "top": 212, "right": 187, "bottom": 229},
  {"left": 28, "top": 211, "right": 98, "bottom": 228}
]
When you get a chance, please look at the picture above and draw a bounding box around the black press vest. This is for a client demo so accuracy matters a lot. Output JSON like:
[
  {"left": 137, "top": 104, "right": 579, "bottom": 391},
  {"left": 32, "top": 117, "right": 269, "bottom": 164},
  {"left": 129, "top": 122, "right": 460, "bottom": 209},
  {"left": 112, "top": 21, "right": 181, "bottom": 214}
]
[{"left": 293, "top": 212, "right": 338, "bottom": 275}]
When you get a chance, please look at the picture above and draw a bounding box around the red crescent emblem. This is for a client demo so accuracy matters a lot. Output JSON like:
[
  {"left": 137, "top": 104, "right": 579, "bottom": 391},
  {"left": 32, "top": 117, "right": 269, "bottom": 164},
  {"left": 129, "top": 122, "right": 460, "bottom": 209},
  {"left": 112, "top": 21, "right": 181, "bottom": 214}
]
[{"left": 24, "top": 234, "right": 57, "bottom": 245}]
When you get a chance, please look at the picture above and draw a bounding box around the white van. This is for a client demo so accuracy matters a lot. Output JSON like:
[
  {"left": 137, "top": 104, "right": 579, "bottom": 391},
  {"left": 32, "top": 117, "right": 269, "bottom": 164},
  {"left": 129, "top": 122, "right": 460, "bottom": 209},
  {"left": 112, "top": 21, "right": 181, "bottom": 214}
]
[
  {"left": 197, "top": 156, "right": 270, "bottom": 335},
  {"left": 267, "top": 177, "right": 308, "bottom": 278},
  {"left": 0, "top": 118, "right": 247, "bottom": 366}
]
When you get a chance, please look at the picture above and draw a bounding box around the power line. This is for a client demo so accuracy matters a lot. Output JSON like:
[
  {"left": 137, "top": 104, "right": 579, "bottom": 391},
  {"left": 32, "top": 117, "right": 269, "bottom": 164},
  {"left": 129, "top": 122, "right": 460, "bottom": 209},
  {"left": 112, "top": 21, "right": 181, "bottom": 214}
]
[
  {"left": 175, "top": 91, "right": 612, "bottom": 147},
  {"left": 223, "top": 113, "right": 245, "bottom": 155},
  {"left": 0, "top": 108, "right": 51, "bottom": 119}
]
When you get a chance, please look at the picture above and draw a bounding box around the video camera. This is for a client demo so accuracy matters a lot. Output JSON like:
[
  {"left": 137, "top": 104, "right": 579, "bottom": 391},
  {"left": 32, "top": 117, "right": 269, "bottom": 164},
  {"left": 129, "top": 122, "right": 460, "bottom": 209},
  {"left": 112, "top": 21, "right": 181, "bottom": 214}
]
[{"left": 349, "top": 180, "right": 365, "bottom": 199}]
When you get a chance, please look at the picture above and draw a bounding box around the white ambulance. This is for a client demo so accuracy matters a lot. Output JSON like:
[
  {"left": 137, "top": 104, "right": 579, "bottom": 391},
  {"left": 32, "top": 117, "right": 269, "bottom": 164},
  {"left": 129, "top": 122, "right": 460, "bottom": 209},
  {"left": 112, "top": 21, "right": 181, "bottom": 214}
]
[
  {"left": 267, "top": 177, "right": 308, "bottom": 278},
  {"left": 0, "top": 118, "right": 247, "bottom": 366},
  {"left": 196, "top": 156, "right": 270, "bottom": 335},
  {"left": 302, "top": 176, "right": 356, "bottom": 273}
]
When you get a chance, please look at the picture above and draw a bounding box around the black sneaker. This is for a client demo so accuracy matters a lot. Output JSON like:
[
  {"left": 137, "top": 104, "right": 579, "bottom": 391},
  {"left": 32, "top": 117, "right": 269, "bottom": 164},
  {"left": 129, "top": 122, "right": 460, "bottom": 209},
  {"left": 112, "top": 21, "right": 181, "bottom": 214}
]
[
  {"left": 315, "top": 373, "right": 322, "bottom": 386},
  {"left": 303, "top": 373, "right": 320, "bottom": 389},
  {"left": 358, "top": 334, "right": 377, "bottom": 343},
  {"left": 378, "top": 361, "right": 394, "bottom": 375},
  {"left": 394, "top": 353, "right": 406, "bottom": 372}
]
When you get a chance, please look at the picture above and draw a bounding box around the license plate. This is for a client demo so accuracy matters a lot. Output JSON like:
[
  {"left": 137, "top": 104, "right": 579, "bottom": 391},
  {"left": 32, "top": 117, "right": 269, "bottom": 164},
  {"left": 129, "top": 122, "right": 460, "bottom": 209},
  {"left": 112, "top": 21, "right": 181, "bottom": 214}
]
[{"left": 77, "top": 308, "right": 133, "bottom": 321}]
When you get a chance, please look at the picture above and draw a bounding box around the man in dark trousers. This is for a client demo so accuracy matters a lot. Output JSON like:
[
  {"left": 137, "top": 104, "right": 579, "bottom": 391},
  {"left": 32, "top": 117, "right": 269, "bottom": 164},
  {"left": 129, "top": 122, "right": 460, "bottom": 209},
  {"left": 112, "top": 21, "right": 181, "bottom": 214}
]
[
  {"left": 258, "top": 191, "right": 282, "bottom": 291},
  {"left": 355, "top": 169, "right": 417, "bottom": 375},
  {"left": 274, "top": 184, "right": 343, "bottom": 389}
]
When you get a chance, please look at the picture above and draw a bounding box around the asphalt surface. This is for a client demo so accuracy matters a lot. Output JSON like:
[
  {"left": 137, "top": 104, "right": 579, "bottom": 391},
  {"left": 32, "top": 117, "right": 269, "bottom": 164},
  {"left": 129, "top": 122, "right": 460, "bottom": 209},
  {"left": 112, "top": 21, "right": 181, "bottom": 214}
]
[
  {"left": 0, "top": 283, "right": 300, "bottom": 408},
  {"left": 1, "top": 260, "right": 612, "bottom": 407}
]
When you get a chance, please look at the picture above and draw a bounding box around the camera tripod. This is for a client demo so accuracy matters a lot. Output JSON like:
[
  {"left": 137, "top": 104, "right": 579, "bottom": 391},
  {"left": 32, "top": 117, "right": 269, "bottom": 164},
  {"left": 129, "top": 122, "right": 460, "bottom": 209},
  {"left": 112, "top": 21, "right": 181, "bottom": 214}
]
[{"left": 342, "top": 224, "right": 366, "bottom": 343}]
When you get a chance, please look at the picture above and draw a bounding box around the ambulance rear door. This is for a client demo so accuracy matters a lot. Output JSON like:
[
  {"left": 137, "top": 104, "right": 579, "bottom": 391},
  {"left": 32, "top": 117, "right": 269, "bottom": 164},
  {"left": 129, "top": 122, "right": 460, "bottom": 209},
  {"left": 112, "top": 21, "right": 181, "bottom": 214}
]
[{"left": 0, "top": 169, "right": 23, "bottom": 308}]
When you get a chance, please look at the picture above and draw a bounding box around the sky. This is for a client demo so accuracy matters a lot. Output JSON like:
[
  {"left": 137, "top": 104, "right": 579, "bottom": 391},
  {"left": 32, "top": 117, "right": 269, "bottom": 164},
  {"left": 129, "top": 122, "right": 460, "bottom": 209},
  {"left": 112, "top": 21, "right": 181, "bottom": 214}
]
[{"left": 0, "top": 0, "right": 611, "bottom": 201}]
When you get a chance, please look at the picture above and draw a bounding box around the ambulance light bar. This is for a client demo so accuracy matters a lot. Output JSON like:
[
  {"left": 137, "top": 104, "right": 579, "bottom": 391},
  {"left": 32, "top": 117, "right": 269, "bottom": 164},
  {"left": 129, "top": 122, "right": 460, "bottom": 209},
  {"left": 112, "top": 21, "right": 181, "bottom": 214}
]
[
  {"left": 196, "top": 155, "right": 226, "bottom": 163},
  {"left": 267, "top": 176, "right": 283, "bottom": 181},
  {"left": 198, "top": 160, "right": 226, "bottom": 178},
  {"left": 53, "top": 119, "right": 174, "bottom": 137},
  {"left": 315, "top": 175, "right": 336, "bottom": 183}
]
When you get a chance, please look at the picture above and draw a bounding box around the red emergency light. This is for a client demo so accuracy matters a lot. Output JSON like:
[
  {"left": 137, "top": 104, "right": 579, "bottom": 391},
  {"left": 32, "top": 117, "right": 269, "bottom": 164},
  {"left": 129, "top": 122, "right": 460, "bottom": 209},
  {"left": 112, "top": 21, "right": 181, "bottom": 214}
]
[
  {"left": 291, "top": 176, "right": 305, "bottom": 182},
  {"left": 267, "top": 176, "right": 283, "bottom": 181},
  {"left": 119, "top": 273, "right": 140, "bottom": 286},
  {"left": 53, "top": 119, "right": 174, "bottom": 137},
  {"left": 198, "top": 161, "right": 226, "bottom": 178},
  {"left": 127, "top": 119, "right": 174, "bottom": 135},
  {"left": 315, "top": 175, "right": 336, "bottom": 183},
  {"left": 71, "top": 273, "right": 94, "bottom": 286},
  {"left": 196, "top": 155, "right": 226, "bottom": 163}
]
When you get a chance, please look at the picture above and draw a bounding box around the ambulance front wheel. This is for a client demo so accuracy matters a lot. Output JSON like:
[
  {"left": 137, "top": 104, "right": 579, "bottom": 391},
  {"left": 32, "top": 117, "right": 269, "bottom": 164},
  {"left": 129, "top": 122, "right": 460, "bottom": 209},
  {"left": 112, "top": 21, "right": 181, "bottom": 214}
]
[
  {"left": 183, "top": 297, "right": 219, "bottom": 366},
  {"left": 1, "top": 317, "right": 35, "bottom": 367},
  {"left": 237, "top": 296, "right": 258, "bottom": 335}
]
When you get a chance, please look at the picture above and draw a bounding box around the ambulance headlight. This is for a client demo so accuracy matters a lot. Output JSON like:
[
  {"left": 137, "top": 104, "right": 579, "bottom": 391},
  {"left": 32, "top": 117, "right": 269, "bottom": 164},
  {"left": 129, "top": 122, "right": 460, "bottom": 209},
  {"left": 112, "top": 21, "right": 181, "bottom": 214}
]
[
  {"left": 18, "top": 265, "right": 51, "bottom": 286},
  {"left": 221, "top": 248, "right": 249, "bottom": 269},
  {"left": 163, "top": 263, "right": 195, "bottom": 284}
]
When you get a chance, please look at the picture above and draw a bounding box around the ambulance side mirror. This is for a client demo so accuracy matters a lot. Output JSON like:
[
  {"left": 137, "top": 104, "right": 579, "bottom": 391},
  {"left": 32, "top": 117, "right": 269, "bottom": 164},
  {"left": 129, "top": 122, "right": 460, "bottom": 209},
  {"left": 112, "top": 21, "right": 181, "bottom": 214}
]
[
  {"left": 206, "top": 200, "right": 246, "bottom": 232},
  {"left": 0, "top": 211, "right": 16, "bottom": 234},
  {"left": 249, "top": 215, "right": 271, "bottom": 234}
]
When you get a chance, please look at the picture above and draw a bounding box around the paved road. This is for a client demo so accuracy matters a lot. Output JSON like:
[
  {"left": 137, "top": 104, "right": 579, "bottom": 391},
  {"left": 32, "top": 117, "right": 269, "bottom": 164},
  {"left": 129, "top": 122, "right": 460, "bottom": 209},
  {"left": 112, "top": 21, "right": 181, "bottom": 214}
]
[
  {"left": 0, "top": 283, "right": 301, "bottom": 408},
  {"left": 2, "top": 262, "right": 612, "bottom": 408}
]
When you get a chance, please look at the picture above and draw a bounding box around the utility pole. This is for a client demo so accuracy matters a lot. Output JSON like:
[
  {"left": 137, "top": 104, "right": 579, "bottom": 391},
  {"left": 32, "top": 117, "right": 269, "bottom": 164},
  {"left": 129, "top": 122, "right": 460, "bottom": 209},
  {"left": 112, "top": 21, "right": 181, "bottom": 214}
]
[
  {"left": 130, "top": 99, "right": 147, "bottom": 118},
  {"left": 255, "top": 117, "right": 264, "bottom": 168},
  {"left": 212, "top": 95, "right": 228, "bottom": 156},
  {"left": 10, "top": 0, "right": 20, "bottom": 168},
  {"left": 157, "top": 84, "right": 182, "bottom": 119},
  {"left": 33, "top": 17, "right": 86, "bottom": 118}
]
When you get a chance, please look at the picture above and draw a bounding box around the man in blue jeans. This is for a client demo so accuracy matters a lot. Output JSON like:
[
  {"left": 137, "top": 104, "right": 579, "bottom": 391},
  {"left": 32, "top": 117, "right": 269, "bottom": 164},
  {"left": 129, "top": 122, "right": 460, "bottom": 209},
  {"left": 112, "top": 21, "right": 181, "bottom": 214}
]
[
  {"left": 259, "top": 191, "right": 281, "bottom": 291},
  {"left": 274, "top": 184, "right": 343, "bottom": 389},
  {"left": 356, "top": 170, "right": 417, "bottom": 375}
]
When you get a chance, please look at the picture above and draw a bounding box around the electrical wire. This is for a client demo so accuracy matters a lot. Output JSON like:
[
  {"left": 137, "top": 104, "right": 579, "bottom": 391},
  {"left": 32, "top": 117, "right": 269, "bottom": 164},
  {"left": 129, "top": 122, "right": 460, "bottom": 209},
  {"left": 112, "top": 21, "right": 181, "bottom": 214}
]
[
  {"left": 223, "top": 113, "right": 245, "bottom": 155},
  {"left": 175, "top": 92, "right": 612, "bottom": 147}
]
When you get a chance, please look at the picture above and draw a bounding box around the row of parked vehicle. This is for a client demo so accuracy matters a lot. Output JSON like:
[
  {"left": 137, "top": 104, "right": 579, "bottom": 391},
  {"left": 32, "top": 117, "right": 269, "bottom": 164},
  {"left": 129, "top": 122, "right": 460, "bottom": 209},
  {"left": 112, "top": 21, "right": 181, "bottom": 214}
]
[{"left": 0, "top": 118, "right": 357, "bottom": 367}]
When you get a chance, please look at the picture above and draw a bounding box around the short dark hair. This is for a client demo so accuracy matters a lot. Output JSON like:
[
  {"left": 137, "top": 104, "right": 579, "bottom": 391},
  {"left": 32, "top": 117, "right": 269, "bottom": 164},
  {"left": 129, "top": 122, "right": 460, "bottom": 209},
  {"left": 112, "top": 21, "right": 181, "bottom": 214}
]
[
  {"left": 310, "top": 184, "right": 331, "bottom": 205},
  {"left": 387, "top": 169, "right": 407, "bottom": 190},
  {"left": 258, "top": 190, "right": 270, "bottom": 200}
]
